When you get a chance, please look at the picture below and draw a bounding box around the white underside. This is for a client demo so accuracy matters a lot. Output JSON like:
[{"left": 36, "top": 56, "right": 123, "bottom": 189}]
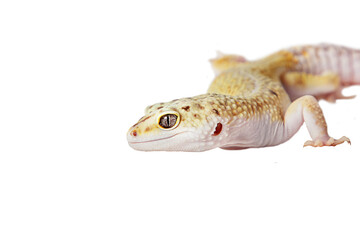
[{"left": 209, "top": 114, "right": 286, "bottom": 150}]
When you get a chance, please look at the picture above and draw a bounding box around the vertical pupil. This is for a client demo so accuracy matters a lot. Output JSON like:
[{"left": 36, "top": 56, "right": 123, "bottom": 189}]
[{"left": 166, "top": 115, "right": 170, "bottom": 127}]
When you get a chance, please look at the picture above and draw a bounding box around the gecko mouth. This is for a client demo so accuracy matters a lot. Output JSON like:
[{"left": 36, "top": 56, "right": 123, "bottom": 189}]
[{"left": 128, "top": 132, "right": 187, "bottom": 144}]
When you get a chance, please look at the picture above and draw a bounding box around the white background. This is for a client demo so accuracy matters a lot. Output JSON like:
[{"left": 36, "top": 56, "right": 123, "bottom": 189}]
[{"left": 1, "top": 0, "right": 360, "bottom": 239}]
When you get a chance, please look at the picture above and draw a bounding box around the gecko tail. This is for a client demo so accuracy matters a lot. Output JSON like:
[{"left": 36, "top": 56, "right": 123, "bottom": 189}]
[
  {"left": 287, "top": 43, "right": 360, "bottom": 87},
  {"left": 209, "top": 52, "right": 247, "bottom": 76}
]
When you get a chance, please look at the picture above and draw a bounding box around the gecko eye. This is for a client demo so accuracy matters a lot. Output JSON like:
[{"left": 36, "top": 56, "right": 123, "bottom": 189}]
[{"left": 157, "top": 112, "right": 180, "bottom": 130}]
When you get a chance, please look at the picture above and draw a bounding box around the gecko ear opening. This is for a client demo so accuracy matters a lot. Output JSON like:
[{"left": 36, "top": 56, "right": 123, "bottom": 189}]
[{"left": 212, "top": 123, "right": 222, "bottom": 136}]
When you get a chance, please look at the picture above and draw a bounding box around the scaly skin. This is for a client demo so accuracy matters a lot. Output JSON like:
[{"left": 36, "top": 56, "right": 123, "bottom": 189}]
[{"left": 127, "top": 43, "right": 358, "bottom": 151}]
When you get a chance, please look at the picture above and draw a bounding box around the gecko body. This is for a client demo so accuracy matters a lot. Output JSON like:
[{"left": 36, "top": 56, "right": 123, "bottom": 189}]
[{"left": 127, "top": 44, "right": 358, "bottom": 151}]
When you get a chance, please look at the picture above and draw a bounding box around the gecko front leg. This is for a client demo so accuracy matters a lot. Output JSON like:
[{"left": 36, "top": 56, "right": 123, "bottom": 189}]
[{"left": 284, "top": 95, "right": 350, "bottom": 147}]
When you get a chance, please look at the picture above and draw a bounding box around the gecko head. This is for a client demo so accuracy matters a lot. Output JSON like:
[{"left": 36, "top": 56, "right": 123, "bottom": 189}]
[{"left": 127, "top": 94, "right": 227, "bottom": 151}]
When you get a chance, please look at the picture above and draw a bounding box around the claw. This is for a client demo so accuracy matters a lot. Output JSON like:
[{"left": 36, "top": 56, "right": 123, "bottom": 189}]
[{"left": 303, "top": 136, "right": 351, "bottom": 147}]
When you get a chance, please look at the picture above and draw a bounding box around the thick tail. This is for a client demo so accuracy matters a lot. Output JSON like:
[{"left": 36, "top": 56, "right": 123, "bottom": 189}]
[{"left": 287, "top": 43, "right": 360, "bottom": 86}]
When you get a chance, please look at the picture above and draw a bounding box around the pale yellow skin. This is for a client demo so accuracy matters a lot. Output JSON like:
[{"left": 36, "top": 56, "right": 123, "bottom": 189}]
[{"left": 127, "top": 44, "right": 357, "bottom": 151}]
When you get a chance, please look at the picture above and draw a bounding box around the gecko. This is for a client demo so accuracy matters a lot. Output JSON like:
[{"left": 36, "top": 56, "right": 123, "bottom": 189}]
[{"left": 127, "top": 43, "right": 359, "bottom": 151}]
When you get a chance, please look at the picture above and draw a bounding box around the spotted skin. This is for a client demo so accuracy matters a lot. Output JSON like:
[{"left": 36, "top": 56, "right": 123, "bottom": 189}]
[{"left": 127, "top": 43, "right": 357, "bottom": 151}]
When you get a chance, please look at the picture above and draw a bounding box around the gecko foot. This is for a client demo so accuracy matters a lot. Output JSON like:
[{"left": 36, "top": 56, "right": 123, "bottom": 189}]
[
  {"left": 303, "top": 136, "right": 351, "bottom": 147},
  {"left": 316, "top": 86, "right": 356, "bottom": 103}
]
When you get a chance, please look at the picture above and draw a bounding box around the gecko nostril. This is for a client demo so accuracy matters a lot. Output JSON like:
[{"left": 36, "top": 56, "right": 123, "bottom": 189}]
[{"left": 130, "top": 130, "right": 137, "bottom": 137}]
